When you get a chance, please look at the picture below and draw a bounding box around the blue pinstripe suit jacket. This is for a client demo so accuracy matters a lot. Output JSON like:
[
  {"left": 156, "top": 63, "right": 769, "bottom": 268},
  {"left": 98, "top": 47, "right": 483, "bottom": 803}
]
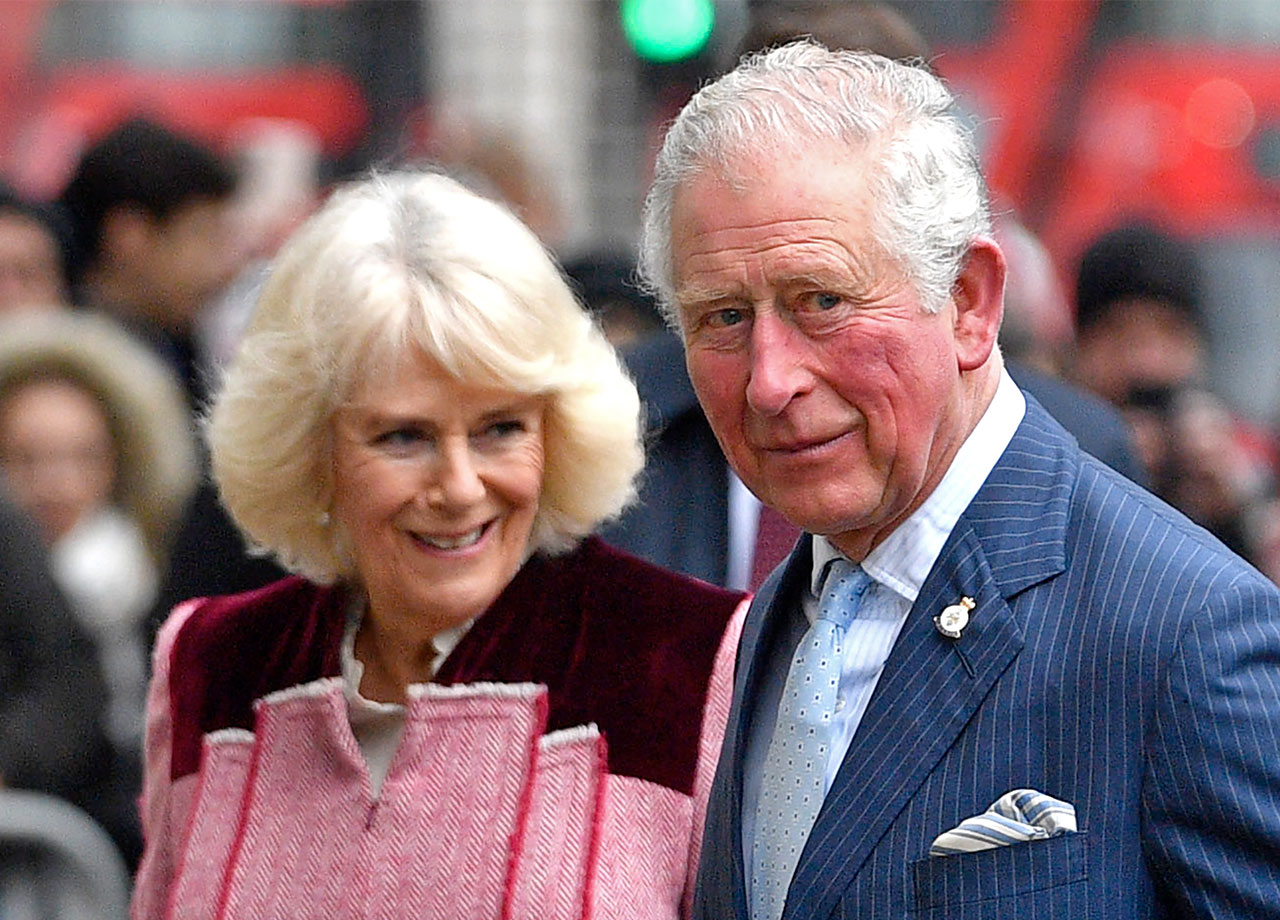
[{"left": 693, "top": 397, "right": 1280, "bottom": 919}]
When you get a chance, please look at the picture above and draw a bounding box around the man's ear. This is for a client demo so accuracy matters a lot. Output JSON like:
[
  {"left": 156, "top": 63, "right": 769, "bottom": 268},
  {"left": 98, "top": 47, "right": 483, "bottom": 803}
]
[{"left": 951, "top": 236, "right": 1006, "bottom": 372}]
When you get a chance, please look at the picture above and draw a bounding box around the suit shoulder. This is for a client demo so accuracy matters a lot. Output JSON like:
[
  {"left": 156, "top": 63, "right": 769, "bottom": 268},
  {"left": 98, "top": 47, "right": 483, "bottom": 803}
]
[{"left": 1071, "top": 455, "right": 1270, "bottom": 593}]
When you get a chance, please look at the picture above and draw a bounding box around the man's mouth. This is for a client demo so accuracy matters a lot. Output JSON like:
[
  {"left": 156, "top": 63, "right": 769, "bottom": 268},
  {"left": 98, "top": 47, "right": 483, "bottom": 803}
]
[{"left": 761, "top": 431, "right": 850, "bottom": 454}]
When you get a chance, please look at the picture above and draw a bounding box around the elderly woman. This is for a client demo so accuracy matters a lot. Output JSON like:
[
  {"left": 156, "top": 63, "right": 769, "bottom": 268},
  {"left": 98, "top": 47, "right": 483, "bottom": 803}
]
[{"left": 133, "top": 171, "right": 748, "bottom": 920}]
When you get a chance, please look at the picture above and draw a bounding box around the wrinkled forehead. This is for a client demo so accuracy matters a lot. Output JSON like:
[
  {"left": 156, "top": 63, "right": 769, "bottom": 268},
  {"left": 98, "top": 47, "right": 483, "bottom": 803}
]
[
  {"left": 669, "top": 110, "right": 892, "bottom": 274},
  {"left": 670, "top": 142, "right": 886, "bottom": 259},
  {"left": 696, "top": 95, "right": 881, "bottom": 178}
]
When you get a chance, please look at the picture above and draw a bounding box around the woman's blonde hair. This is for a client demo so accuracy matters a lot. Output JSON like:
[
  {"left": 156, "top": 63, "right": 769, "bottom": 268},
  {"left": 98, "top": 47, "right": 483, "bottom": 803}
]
[{"left": 207, "top": 170, "right": 644, "bottom": 583}]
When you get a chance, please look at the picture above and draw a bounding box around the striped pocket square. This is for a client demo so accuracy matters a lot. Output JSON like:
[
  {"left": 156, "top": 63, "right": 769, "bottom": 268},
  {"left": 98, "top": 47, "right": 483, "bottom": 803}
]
[{"left": 929, "top": 788, "right": 1077, "bottom": 857}]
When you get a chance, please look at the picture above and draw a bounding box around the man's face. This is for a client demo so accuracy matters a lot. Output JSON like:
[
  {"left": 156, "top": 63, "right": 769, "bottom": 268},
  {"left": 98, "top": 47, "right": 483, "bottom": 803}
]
[
  {"left": 134, "top": 196, "right": 242, "bottom": 332},
  {"left": 1072, "top": 297, "right": 1203, "bottom": 406},
  {"left": 671, "top": 146, "right": 979, "bottom": 559}
]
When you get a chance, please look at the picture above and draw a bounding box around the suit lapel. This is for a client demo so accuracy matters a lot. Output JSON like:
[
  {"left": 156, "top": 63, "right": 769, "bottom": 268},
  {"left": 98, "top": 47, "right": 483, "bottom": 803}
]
[
  {"left": 782, "top": 399, "right": 1078, "bottom": 920},
  {"left": 783, "top": 527, "right": 1022, "bottom": 919}
]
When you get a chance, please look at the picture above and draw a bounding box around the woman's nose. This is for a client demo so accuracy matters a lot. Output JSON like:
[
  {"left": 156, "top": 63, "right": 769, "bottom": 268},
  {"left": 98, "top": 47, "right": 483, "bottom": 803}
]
[{"left": 428, "top": 441, "right": 487, "bottom": 508}]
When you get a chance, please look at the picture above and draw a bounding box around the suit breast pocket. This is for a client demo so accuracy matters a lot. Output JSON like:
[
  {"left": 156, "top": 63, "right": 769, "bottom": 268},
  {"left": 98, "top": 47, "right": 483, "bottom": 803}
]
[{"left": 910, "top": 832, "right": 1089, "bottom": 915}]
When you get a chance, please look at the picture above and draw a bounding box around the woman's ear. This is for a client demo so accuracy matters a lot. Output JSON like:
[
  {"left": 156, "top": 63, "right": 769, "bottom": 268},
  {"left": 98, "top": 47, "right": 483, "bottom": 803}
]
[{"left": 951, "top": 237, "right": 1006, "bottom": 372}]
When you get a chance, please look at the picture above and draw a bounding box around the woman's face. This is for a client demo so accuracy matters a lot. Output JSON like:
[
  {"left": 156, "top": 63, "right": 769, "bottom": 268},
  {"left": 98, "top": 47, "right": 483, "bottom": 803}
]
[
  {"left": 0, "top": 377, "right": 117, "bottom": 542},
  {"left": 0, "top": 212, "right": 66, "bottom": 312},
  {"left": 330, "top": 349, "right": 546, "bottom": 637}
]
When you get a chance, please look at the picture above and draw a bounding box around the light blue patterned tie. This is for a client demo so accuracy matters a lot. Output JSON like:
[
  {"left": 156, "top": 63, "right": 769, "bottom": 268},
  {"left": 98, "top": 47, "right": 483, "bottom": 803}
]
[{"left": 750, "top": 559, "right": 872, "bottom": 920}]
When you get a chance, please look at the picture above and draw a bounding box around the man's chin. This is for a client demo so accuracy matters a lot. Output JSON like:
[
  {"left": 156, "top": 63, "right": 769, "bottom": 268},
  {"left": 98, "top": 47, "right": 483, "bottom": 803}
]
[{"left": 770, "top": 507, "right": 869, "bottom": 539}]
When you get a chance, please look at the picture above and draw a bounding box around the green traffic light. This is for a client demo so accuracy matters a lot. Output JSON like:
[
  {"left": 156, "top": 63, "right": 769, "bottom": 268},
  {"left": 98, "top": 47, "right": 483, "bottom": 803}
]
[{"left": 621, "top": 0, "right": 715, "bottom": 64}]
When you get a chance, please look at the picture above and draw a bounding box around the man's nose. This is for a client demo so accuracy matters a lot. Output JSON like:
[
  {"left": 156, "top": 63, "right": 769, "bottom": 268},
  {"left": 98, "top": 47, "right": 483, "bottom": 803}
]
[{"left": 745, "top": 311, "right": 808, "bottom": 416}]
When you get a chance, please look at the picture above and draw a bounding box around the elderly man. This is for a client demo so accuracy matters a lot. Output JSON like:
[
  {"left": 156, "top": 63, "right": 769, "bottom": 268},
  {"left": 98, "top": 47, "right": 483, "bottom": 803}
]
[{"left": 639, "top": 43, "right": 1280, "bottom": 920}]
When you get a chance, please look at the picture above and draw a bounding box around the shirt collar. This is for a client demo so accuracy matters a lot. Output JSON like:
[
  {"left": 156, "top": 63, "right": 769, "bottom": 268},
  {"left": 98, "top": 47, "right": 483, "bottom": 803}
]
[
  {"left": 340, "top": 596, "right": 473, "bottom": 713},
  {"left": 811, "top": 368, "right": 1026, "bottom": 601}
]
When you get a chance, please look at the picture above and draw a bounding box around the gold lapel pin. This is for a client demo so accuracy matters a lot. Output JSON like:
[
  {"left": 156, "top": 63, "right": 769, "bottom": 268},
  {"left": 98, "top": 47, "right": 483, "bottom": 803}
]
[{"left": 934, "top": 597, "right": 976, "bottom": 639}]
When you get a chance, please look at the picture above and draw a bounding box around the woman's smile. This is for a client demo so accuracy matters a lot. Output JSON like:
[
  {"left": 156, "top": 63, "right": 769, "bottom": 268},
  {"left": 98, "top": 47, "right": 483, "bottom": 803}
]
[
  {"left": 409, "top": 524, "right": 488, "bottom": 552},
  {"left": 330, "top": 349, "right": 546, "bottom": 638}
]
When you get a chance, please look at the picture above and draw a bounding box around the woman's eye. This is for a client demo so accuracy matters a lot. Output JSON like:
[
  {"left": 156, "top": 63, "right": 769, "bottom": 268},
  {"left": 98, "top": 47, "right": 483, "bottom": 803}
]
[
  {"left": 471, "top": 418, "right": 533, "bottom": 452},
  {"left": 375, "top": 427, "right": 425, "bottom": 449},
  {"left": 486, "top": 419, "right": 526, "bottom": 438}
]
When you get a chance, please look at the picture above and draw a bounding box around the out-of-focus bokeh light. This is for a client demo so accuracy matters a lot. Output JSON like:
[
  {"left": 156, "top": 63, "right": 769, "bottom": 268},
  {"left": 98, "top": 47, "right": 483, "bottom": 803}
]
[
  {"left": 1185, "top": 77, "right": 1256, "bottom": 150},
  {"left": 620, "top": 0, "right": 715, "bottom": 64}
]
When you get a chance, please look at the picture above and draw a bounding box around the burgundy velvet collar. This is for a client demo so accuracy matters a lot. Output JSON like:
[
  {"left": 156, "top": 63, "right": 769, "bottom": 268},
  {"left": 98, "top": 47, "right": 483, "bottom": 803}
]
[{"left": 167, "top": 537, "right": 743, "bottom": 795}]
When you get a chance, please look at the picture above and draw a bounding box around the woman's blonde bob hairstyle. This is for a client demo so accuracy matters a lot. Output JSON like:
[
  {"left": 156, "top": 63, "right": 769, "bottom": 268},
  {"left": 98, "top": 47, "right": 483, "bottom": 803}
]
[{"left": 207, "top": 170, "right": 644, "bottom": 584}]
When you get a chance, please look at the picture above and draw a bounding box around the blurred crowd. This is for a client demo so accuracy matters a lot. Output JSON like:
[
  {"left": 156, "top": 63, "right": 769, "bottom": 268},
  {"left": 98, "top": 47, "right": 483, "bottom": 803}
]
[{"left": 2, "top": 0, "right": 1280, "bottom": 900}]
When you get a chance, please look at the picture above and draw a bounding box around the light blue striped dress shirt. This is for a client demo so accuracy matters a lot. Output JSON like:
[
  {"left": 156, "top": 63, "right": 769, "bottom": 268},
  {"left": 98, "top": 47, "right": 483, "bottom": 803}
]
[{"left": 742, "top": 370, "right": 1027, "bottom": 885}]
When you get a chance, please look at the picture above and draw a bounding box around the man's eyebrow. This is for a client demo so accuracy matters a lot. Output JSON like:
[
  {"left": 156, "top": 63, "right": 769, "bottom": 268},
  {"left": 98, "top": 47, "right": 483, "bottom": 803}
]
[
  {"left": 781, "top": 271, "right": 843, "bottom": 289},
  {"left": 674, "top": 281, "right": 743, "bottom": 307}
]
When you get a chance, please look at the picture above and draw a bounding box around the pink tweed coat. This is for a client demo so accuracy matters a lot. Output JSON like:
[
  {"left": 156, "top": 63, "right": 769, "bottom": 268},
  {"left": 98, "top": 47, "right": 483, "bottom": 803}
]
[{"left": 132, "top": 537, "right": 747, "bottom": 920}]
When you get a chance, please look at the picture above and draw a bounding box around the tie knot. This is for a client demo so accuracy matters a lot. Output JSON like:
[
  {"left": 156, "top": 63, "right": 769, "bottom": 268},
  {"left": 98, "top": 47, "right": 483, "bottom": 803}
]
[{"left": 817, "top": 559, "right": 871, "bottom": 630}]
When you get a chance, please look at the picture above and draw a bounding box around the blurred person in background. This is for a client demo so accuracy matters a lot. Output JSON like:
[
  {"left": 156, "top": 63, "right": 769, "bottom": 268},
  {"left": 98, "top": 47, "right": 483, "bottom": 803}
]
[
  {"left": 0, "top": 310, "right": 197, "bottom": 864},
  {"left": 993, "top": 210, "right": 1146, "bottom": 485},
  {"left": 563, "top": 249, "right": 666, "bottom": 349},
  {"left": 0, "top": 310, "right": 197, "bottom": 752},
  {"left": 57, "top": 117, "right": 243, "bottom": 416},
  {"left": 198, "top": 118, "right": 326, "bottom": 374},
  {"left": 147, "top": 122, "right": 325, "bottom": 636},
  {"left": 134, "top": 170, "right": 747, "bottom": 919},
  {"left": 1070, "top": 222, "right": 1277, "bottom": 559},
  {"left": 1072, "top": 222, "right": 1207, "bottom": 410},
  {"left": 0, "top": 486, "right": 136, "bottom": 868},
  {"left": 0, "top": 183, "right": 71, "bottom": 313}
]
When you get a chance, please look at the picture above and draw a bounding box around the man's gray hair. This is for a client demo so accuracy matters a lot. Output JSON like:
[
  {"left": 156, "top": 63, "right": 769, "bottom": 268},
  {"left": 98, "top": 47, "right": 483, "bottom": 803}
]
[{"left": 638, "top": 41, "right": 990, "bottom": 322}]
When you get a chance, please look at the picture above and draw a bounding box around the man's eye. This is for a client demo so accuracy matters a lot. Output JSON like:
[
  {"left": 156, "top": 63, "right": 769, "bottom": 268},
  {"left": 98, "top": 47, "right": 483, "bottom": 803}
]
[
  {"left": 802, "top": 292, "right": 843, "bottom": 311},
  {"left": 705, "top": 307, "right": 746, "bottom": 329}
]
